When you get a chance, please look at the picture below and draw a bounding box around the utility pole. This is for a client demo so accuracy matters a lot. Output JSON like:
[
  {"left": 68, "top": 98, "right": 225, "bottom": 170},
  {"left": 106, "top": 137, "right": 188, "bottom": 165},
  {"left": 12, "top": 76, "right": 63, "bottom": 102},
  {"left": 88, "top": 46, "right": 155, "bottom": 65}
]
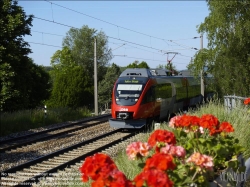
[
  {"left": 94, "top": 38, "right": 98, "bottom": 115},
  {"left": 200, "top": 34, "right": 204, "bottom": 102}
]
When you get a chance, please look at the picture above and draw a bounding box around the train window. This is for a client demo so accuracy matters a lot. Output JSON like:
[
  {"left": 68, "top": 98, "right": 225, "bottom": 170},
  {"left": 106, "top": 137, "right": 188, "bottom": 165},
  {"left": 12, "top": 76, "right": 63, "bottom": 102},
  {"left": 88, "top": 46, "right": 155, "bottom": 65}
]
[
  {"left": 155, "top": 83, "right": 172, "bottom": 99},
  {"left": 141, "top": 86, "right": 155, "bottom": 105},
  {"left": 117, "top": 84, "right": 142, "bottom": 98},
  {"left": 115, "top": 84, "right": 144, "bottom": 106}
]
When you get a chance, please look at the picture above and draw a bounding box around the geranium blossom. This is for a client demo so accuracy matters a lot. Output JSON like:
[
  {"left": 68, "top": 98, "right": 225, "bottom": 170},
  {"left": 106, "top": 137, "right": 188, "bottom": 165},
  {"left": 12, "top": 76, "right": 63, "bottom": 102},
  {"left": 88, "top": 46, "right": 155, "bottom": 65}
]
[
  {"left": 161, "top": 144, "right": 186, "bottom": 158},
  {"left": 169, "top": 115, "right": 202, "bottom": 133},
  {"left": 169, "top": 115, "right": 182, "bottom": 128},
  {"left": 244, "top": 98, "right": 250, "bottom": 105},
  {"left": 126, "top": 142, "right": 152, "bottom": 160},
  {"left": 199, "top": 114, "right": 220, "bottom": 130},
  {"left": 134, "top": 169, "right": 173, "bottom": 187},
  {"left": 219, "top": 121, "right": 234, "bottom": 133},
  {"left": 79, "top": 153, "right": 132, "bottom": 186},
  {"left": 148, "top": 129, "right": 176, "bottom": 147},
  {"left": 143, "top": 153, "right": 175, "bottom": 171},
  {"left": 80, "top": 153, "right": 117, "bottom": 182},
  {"left": 186, "top": 152, "right": 213, "bottom": 170},
  {"left": 91, "top": 170, "right": 134, "bottom": 187}
]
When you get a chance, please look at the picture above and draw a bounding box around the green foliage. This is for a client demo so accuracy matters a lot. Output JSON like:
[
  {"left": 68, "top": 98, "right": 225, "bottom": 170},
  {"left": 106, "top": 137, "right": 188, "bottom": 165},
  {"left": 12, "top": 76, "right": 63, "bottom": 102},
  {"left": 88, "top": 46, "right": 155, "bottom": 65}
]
[
  {"left": 0, "top": 0, "right": 51, "bottom": 111},
  {"left": 190, "top": 1, "right": 250, "bottom": 97},
  {"left": 48, "top": 26, "right": 112, "bottom": 108},
  {"left": 127, "top": 61, "right": 150, "bottom": 68},
  {"left": 98, "top": 63, "right": 121, "bottom": 108},
  {"left": 47, "top": 64, "right": 92, "bottom": 108},
  {"left": 62, "top": 25, "right": 112, "bottom": 81}
]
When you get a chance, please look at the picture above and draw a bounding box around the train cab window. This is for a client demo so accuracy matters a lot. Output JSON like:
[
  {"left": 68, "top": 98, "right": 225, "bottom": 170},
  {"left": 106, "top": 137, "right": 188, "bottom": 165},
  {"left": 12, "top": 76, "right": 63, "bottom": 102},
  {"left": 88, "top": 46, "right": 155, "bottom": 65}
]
[{"left": 115, "top": 84, "right": 144, "bottom": 106}]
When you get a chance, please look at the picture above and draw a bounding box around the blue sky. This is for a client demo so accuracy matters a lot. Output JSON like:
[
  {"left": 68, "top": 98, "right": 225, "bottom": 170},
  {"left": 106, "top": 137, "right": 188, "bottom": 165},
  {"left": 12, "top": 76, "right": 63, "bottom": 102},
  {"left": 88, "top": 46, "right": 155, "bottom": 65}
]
[{"left": 18, "top": 1, "right": 209, "bottom": 70}]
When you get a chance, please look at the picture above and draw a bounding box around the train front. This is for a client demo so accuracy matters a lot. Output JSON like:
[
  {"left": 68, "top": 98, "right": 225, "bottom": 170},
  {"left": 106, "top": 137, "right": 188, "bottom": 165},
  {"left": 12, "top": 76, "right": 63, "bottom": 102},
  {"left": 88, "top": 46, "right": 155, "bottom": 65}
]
[{"left": 109, "top": 69, "right": 151, "bottom": 128}]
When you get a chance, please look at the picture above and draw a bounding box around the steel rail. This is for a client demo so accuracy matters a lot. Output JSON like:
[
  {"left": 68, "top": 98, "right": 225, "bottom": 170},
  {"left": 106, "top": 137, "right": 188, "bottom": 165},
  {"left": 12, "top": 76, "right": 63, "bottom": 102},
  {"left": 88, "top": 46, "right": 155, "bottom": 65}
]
[
  {"left": 1, "top": 128, "right": 136, "bottom": 186},
  {"left": 0, "top": 114, "right": 111, "bottom": 153}
]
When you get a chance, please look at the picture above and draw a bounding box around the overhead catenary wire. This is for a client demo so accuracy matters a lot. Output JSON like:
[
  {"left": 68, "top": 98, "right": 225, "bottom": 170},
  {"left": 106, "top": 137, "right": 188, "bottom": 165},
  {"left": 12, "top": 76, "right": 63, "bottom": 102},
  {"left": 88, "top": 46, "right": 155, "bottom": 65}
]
[
  {"left": 34, "top": 16, "right": 189, "bottom": 54},
  {"left": 43, "top": 0, "right": 200, "bottom": 50},
  {"left": 32, "top": 30, "right": 64, "bottom": 37},
  {"left": 28, "top": 41, "right": 62, "bottom": 48},
  {"left": 27, "top": 41, "right": 182, "bottom": 64},
  {"left": 31, "top": 29, "right": 189, "bottom": 57},
  {"left": 32, "top": 14, "right": 196, "bottom": 68}
]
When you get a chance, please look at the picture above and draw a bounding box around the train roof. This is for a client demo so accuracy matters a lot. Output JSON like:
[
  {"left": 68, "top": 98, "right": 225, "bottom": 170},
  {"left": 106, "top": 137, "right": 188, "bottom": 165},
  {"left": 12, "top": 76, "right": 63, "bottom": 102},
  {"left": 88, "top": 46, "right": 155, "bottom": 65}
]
[
  {"left": 119, "top": 68, "right": 152, "bottom": 77},
  {"left": 119, "top": 68, "right": 173, "bottom": 78}
]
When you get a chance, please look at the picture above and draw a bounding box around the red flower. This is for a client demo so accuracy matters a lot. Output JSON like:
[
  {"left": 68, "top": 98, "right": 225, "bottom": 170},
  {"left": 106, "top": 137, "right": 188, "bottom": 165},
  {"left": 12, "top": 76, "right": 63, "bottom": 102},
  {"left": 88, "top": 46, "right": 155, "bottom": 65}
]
[
  {"left": 169, "top": 115, "right": 200, "bottom": 131},
  {"left": 133, "top": 169, "right": 173, "bottom": 187},
  {"left": 199, "top": 114, "right": 220, "bottom": 130},
  {"left": 219, "top": 122, "right": 234, "bottom": 133},
  {"left": 79, "top": 153, "right": 117, "bottom": 182},
  {"left": 148, "top": 129, "right": 176, "bottom": 147},
  {"left": 244, "top": 98, "right": 250, "bottom": 105},
  {"left": 144, "top": 153, "right": 175, "bottom": 171},
  {"left": 169, "top": 115, "right": 182, "bottom": 128}
]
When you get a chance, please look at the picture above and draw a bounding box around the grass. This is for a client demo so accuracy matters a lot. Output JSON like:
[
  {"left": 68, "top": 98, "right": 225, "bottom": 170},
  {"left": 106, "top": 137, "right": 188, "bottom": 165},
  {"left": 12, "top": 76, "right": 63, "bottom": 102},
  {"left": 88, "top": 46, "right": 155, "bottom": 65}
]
[{"left": 0, "top": 107, "right": 92, "bottom": 137}]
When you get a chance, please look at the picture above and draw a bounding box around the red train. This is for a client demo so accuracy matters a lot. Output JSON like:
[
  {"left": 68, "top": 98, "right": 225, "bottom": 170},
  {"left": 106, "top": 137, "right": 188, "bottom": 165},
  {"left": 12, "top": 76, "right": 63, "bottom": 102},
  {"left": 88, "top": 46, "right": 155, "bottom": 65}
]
[{"left": 109, "top": 68, "right": 213, "bottom": 129}]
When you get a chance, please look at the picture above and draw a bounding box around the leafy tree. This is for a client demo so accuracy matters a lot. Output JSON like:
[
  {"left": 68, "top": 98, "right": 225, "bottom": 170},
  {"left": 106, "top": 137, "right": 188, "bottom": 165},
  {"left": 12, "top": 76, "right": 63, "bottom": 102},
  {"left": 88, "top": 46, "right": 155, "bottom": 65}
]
[
  {"left": 48, "top": 46, "right": 93, "bottom": 108},
  {"left": 48, "top": 65, "right": 92, "bottom": 108},
  {"left": 62, "top": 26, "right": 112, "bottom": 82},
  {"left": 0, "top": 0, "right": 51, "bottom": 111},
  {"left": 138, "top": 61, "right": 150, "bottom": 68},
  {"left": 190, "top": 0, "right": 250, "bottom": 97},
  {"left": 98, "top": 63, "right": 121, "bottom": 109},
  {"left": 27, "top": 62, "right": 52, "bottom": 108},
  {"left": 127, "top": 61, "right": 150, "bottom": 68}
]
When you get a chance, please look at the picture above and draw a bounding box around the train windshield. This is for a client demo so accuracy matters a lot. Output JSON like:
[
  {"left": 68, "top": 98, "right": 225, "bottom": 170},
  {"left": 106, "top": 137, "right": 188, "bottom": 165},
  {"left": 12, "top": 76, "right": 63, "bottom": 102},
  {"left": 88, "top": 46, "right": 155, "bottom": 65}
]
[{"left": 115, "top": 84, "right": 144, "bottom": 106}]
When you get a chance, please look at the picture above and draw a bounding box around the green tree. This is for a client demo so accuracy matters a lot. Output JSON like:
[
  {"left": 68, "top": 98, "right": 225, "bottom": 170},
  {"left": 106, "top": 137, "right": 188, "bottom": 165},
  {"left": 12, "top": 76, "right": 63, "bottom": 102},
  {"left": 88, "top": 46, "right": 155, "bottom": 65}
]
[
  {"left": 138, "top": 61, "right": 150, "bottom": 68},
  {"left": 62, "top": 26, "right": 112, "bottom": 82},
  {"left": 98, "top": 63, "right": 121, "bottom": 110},
  {"left": 48, "top": 66, "right": 92, "bottom": 108},
  {"left": 190, "top": 0, "right": 250, "bottom": 97},
  {"left": 127, "top": 61, "right": 150, "bottom": 68},
  {"left": 0, "top": 0, "right": 51, "bottom": 111},
  {"left": 48, "top": 46, "right": 93, "bottom": 108}
]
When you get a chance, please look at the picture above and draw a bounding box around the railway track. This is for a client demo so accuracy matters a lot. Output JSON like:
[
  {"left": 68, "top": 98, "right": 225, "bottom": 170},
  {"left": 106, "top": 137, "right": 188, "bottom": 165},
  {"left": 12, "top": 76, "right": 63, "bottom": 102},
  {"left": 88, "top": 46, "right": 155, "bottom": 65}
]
[
  {"left": 0, "top": 114, "right": 111, "bottom": 153},
  {"left": 0, "top": 129, "right": 137, "bottom": 186}
]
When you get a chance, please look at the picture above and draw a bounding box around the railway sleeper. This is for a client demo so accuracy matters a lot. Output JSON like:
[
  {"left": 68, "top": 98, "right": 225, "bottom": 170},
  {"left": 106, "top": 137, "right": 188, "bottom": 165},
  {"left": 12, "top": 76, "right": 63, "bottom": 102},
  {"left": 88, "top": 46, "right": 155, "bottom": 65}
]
[
  {"left": 36, "top": 163, "right": 54, "bottom": 168},
  {"left": 22, "top": 168, "right": 47, "bottom": 173},
  {"left": 43, "top": 160, "right": 64, "bottom": 165},
  {"left": 30, "top": 165, "right": 53, "bottom": 170},
  {"left": 59, "top": 155, "right": 78, "bottom": 159}
]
